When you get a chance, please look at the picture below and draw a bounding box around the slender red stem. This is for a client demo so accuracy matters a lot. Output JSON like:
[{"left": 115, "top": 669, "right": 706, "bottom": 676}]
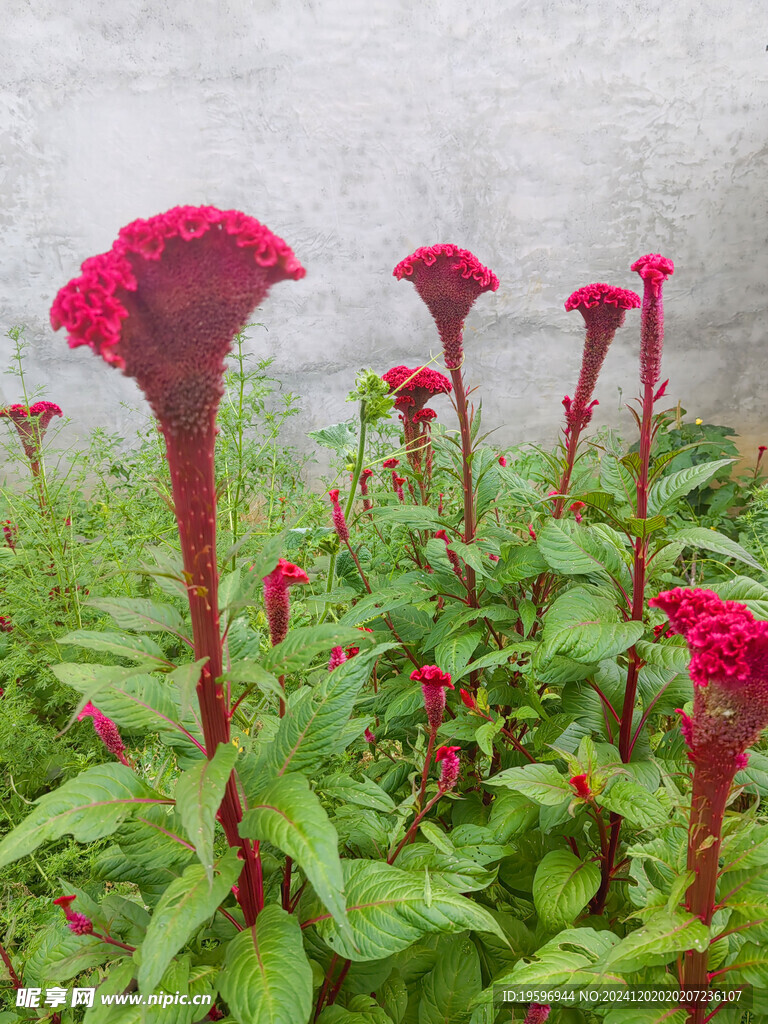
[{"left": 449, "top": 368, "right": 477, "bottom": 607}]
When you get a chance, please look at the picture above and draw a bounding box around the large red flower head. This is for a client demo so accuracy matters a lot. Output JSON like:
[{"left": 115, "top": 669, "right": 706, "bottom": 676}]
[
  {"left": 381, "top": 365, "right": 452, "bottom": 420},
  {"left": 393, "top": 245, "right": 499, "bottom": 369},
  {"left": 631, "top": 253, "right": 674, "bottom": 387},
  {"left": 0, "top": 401, "right": 63, "bottom": 461},
  {"left": 563, "top": 284, "right": 639, "bottom": 434},
  {"left": 649, "top": 587, "right": 768, "bottom": 766},
  {"left": 50, "top": 206, "right": 305, "bottom": 435}
]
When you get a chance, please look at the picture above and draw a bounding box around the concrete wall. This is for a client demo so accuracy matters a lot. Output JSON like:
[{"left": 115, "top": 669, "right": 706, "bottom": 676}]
[{"left": 1, "top": 0, "right": 766, "bottom": 470}]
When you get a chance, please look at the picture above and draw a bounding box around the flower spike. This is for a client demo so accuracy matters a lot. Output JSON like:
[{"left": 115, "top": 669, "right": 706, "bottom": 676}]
[{"left": 631, "top": 253, "right": 674, "bottom": 387}]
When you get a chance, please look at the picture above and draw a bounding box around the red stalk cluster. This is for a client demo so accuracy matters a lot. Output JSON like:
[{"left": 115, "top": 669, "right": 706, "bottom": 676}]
[
  {"left": 382, "top": 364, "right": 451, "bottom": 498},
  {"left": 51, "top": 205, "right": 304, "bottom": 925}
]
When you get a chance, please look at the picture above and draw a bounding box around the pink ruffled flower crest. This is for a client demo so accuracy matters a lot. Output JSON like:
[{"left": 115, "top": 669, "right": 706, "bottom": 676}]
[
  {"left": 563, "top": 283, "right": 639, "bottom": 434},
  {"left": 381, "top": 365, "right": 452, "bottom": 419},
  {"left": 393, "top": 245, "right": 499, "bottom": 368},
  {"left": 523, "top": 1005, "right": 551, "bottom": 1024},
  {"left": 0, "top": 401, "right": 63, "bottom": 462},
  {"left": 328, "top": 489, "right": 350, "bottom": 542},
  {"left": 51, "top": 206, "right": 305, "bottom": 435},
  {"left": 435, "top": 745, "right": 461, "bottom": 791},
  {"left": 649, "top": 587, "right": 768, "bottom": 766},
  {"left": 78, "top": 701, "right": 129, "bottom": 765},
  {"left": 53, "top": 895, "right": 94, "bottom": 936},
  {"left": 412, "top": 664, "right": 454, "bottom": 730}
]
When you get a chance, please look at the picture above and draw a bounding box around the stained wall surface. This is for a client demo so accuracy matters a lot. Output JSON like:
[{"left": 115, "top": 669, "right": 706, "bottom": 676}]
[{"left": 1, "top": 0, "right": 766, "bottom": 467}]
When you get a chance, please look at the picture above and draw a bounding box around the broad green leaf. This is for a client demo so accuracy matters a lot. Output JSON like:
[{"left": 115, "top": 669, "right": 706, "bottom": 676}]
[
  {"left": 321, "top": 775, "right": 396, "bottom": 813},
  {"left": 418, "top": 935, "right": 481, "bottom": 1024},
  {"left": 260, "top": 647, "right": 386, "bottom": 777},
  {"left": 138, "top": 851, "right": 241, "bottom": 992},
  {"left": 532, "top": 850, "right": 601, "bottom": 930},
  {"left": 725, "top": 941, "right": 768, "bottom": 986},
  {"left": 308, "top": 421, "right": 357, "bottom": 455},
  {"left": 674, "top": 527, "right": 764, "bottom": 572},
  {"left": 0, "top": 765, "right": 163, "bottom": 869},
  {"left": 317, "top": 996, "right": 395, "bottom": 1024},
  {"left": 597, "top": 911, "right": 709, "bottom": 973},
  {"left": 452, "top": 642, "right": 536, "bottom": 683},
  {"left": 312, "top": 860, "right": 506, "bottom": 961},
  {"left": 597, "top": 779, "right": 668, "bottom": 829},
  {"left": 623, "top": 515, "right": 668, "bottom": 539},
  {"left": 370, "top": 505, "right": 443, "bottom": 528},
  {"left": 485, "top": 763, "right": 571, "bottom": 806},
  {"left": 240, "top": 773, "right": 349, "bottom": 940},
  {"left": 219, "top": 906, "right": 313, "bottom": 1024},
  {"left": 537, "top": 520, "right": 627, "bottom": 581},
  {"left": 59, "top": 630, "right": 170, "bottom": 666},
  {"left": 174, "top": 742, "right": 237, "bottom": 882},
  {"left": 541, "top": 587, "right": 645, "bottom": 664},
  {"left": 484, "top": 927, "right": 620, "bottom": 990},
  {"left": 712, "top": 576, "right": 768, "bottom": 619},
  {"left": 600, "top": 455, "right": 636, "bottom": 506},
  {"left": 419, "top": 821, "right": 455, "bottom": 856},
  {"left": 647, "top": 459, "right": 733, "bottom": 515},
  {"left": 435, "top": 629, "right": 483, "bottom": 678},
  {"left": 88, "top": 596, "right": 188, "bottom": 637},
  {"left": 488, "top": 791, "right": 539, "bottom": 841},
  {"left": 264, "top": 624, "right": 374, "bottom": 673}
]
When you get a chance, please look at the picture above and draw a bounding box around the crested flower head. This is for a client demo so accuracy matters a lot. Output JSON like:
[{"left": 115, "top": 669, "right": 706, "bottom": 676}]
[
  {"left": 382, "top": 458, "right": 399, "bottom": 470},
  {"left": 411, "top": 664, "right": 454, "bottom": 729},
  {"left": 328, "top": 489, "right": 350, "bottom": 543},
  {"left": 381, "top": 365, "right": 452, "bottom": 420},
  {"left": 262, "top": 558, "right": 310, "bottom": 647},
  {"left": 435, "top": 745, "right": 461, "bottom": 792},
  {"left": 50, "top": 206, "right": 304, "bottom": 435},
  {"left": 393, "top": 245, "right": 499, "bottom": 368},
  {"left": 53, "top": 894, "right": 94, "bottom": 935},
  {"left": 459, "top": 688, "right": 477, "bottom": 710},
  {"left": 569, "top": 774, "right": 591, "bottom": 799},
  {"left": 523, "top": 1005, "right": 551, "bottom": 1024},
  {"left": 649, "top": 587, "right": 768, "bottom": 766},
  {"left": 78, "top": 701, "right": 129, "bottom": 765},
  {"left": 564, "top": 283, "right": 639, "bottom": 434},
  {"left": 631, "top": 253, "right": 674, "bottom": 387},
  {"left": 328, "top": 646, "right": 347, "bottom": 671},
  {"left": 0, "top": 401, "right": 63, "bottom": 462}
]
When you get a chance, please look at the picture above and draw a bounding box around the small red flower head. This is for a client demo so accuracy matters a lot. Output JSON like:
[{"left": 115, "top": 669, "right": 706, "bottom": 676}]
[
  {"left": 523, "top": 1005, "right": 551, "bottom": 1024},
  {"left": 51, "top": 206, "right": 304, "bottom": 435},
  {"left": 381, "top": 365, "right": 452, "bottom": 421},
  {"left": 262, "top": 558, "right": 310, "bottom": 647},
  {"left": 53, "top": 895, "right": 94, "bottom": 935},
  {"left": 459, "top": 688, "right": 477, "bottom": 710},
  {"left": 0, "top": 615, "right": 13, "bottom": 633},
  {"left": 435, "top": 745, "right": 461, "bottom": 792},
  {"left": 498, "top": 455, "right": 507, "bottom": 467},
  {"left": 569, "top": 500, "right": 586, "bottom": 523},
  {"left": 1, "top": 401, "right": 63, "bottom": 462},
  {"left": 649, "top": 587, "right": 768, "bottom": 766},
  {"left": 631, "top": 253, "right": 674, "bottom": 387},
  {"left": 563, "top": 284, "right": 639, "bottom": 434},
  {"left": 412, "top": 665, "right": 454, "bottom": 729},
  {"left": 328, "top": 489, "right": 350, "bottom": 542},
  {"left": 382, "top": 458, "right": 400, "bottom": 470},
  {"left": 393, "top": 245, "right": 499, "bottom": 368},
  {"left": 358, "top": 468, "right": 374, "bottom": 497},
  {"left": 328, "top": 646, "right": 347, "bottom": 671},
  {"left": 78, "top": 702, "right": 129, "bottom": 764},
  {"left": 569, "top": 774, "right": 591, "bottom": 799},
  {"left": 364, "top": 727, "right": 376, "bottom": 744}
]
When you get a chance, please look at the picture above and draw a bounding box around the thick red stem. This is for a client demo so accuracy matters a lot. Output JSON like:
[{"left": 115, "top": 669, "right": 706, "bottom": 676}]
[
  {"left": 449, "top": 368, "right": 477, "bottom": 607},
  {"left": 164, "top": 414, "right": 262, "bottom": 924}
]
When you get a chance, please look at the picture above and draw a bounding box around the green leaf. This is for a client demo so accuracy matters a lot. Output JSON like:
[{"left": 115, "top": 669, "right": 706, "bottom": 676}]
[
  {"left": 540, "top": 587, "right": 645, "bottom": 664},
  {"left": 647, "top": 459, "right": 733, "bottom": 515},
  {"left": 600, "top": 456, "right": 636, "bottom": 506},
  {"left": 623, "top": 516, "right": 668, "bottom": 539},
  {"left": 218, "top": 905, "right": 313, "bottom": 1024},
  {"left": 711, "top": 576, "right": 768, "bottom": 619},
  {"left": 674, "top": 527, "right": 764, "bottom": 572},
  {"left": 369, "top": 505, "right": 443, "bottom": 528},
  {"left": 537, "top": 520, "right": 626, "bottom": 581},
  {"left": 452, "top": 642, "right": 536, "bottom": 683},
  {"left": 321, "top": 775, "right": 396, "bottom": 813},
  {"left": 240, "top": 773, "right": 350, "bottom": 940},
  {"left": 435, "top": 629, "right": 483, "bottom": 678},
  {"left": 597, "top": 911, "right": 709, "bottom": 973},
  {"left": 418, "top": 935, "right": 481, "bottom": 1024},
  {"left": 264, "top": 624, "right": 374, "bottom": 673},
  {"left": 88, "top": 596, "right": 188, "bottom": 636},
  {"left": 485, "top": 927, "right": 620, "bottom": 990},
  {"left": 485, "top": 763, "right": 571, "bottom": 806},
  {"left": 59, "top": 630, "right": 170, "bottom": 666},
  {"left": 317, "top": 996, "right": 395, "bottom": 1024},
  {"left": 138, "top": 850, "right": 241, "bottom": 993},
  {"left": 419, "top": 821, "right": 455, "bottom": 856},
  {"left": 174, "top": 742, "right": 238, "bottom": 882},
  {"left": 532, "top": 850, "right": 601, "bottom": 931},
  {"left": 0, "top": 765, "right": 163, "bottom": 869},
  {"left": 312, "top": 860, "right": 506, "bottom": 962},
  {"left": 597, "top": 779, "right": 669, "bottom": 829},
  {"left": 260, "top": 647, "right": 386, "bottom": 777},
  {"left": 308, "top": 421, "right": 357, "bottom": 455}
]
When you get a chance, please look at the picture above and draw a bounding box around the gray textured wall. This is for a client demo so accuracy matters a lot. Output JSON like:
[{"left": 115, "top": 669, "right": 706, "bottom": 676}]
[{"left": 1, "top": 0, "right": 766, "bottom": 469}]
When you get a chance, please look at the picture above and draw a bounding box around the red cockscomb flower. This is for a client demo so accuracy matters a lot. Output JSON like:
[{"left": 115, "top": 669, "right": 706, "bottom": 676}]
[
  {"left": 53, "top": 895, "right": 94, "bottom": 936},
  {"left": 630, "top": 254, "right": 674, "bottom": 387},
  {"left": 381, "top": 365, "right": 452, "bottom": 417},
  {"left": 0, "top": 401, "right": 63, "bottom": 469},
  {"left": 434, "top": 529, "right": 465, "bottom": 581},
  {"left": 411, "top": 665, "right": 454, "bottom": 729},
  {"left": 524, "top": 1005, "right": 551, "bottom": 1024},
  {"left": 563, "top": 284, "right": 639, "bottom": 434},
  {"left": 328, "top": 646, "right": 346, "bottom": 671},
  {"left": 435, "top": 745, "right": 461, "bottom": 792},
  {"left": 459, "top": 688, "right": 477, "bottom": 710},
  {"left": 328, "top": 488, "right": 350, "bottom": 542},
  {"left": 569, "top": 774, "right": 591, "bottom": 799},
  {"left": 393, "top": 245, "right": 499, "bottom": 368},
  {"left": 649, "top": 588, "right": 768, "bottom": 767},
  {"left": 262, "top": 558, "right": 310, "bottom": 647},
  {"left": 382, "top": 458, "right": 399, "bottom": 470},
  {"left": 78, "top": 702, "right": 130, "bottom": 765}
]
